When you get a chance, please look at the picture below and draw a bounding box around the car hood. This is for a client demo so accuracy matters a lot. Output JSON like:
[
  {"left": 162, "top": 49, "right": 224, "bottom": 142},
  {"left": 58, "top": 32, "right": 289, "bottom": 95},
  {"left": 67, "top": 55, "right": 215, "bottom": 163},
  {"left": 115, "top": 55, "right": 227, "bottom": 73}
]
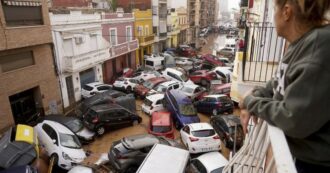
[
  {"left": 180, "top": 115, "right": 200, "bottom": 125},
  {"left": 184, "top": 80, "right": 194, "bottom": 85},
  {"left": 62, "top": 147, "right": 86, "bottom": 163},
  {"left": 76, "top": 127, "right": 95, "bottom": 140}
]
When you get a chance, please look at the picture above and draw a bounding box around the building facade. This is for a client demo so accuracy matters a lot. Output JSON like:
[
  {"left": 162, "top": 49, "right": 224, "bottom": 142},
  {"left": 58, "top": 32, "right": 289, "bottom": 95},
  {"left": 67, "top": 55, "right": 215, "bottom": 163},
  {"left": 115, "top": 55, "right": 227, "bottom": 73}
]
[
  {"left": 50, "top": 10, "right": 110, "bottom": 110},
  {"left": 101, "top": 12, "right": 139, "bottom": 83},
  {"left": 133, "top": 9, "right": 154, "bottom": 67},
  {"left": 177, "top": 7, "right": 189, "bottom": 45},
  {"left": 0, "top": 0, "right": 62, "bottom": 131},
  {"left": 152, "top": 0, "right": 168, "bottom": 52},
  {"left": 167, "top": 9, "right": 180, "bottom": 48},
  {"left": 117, "top": 0, "right": 152, "bottom": 12},
  {"left": 187, "top": 0, "right": 200, "bottom": 48},
  {"left": 200, "top": 0, "right": 216, "bottom": 28}
]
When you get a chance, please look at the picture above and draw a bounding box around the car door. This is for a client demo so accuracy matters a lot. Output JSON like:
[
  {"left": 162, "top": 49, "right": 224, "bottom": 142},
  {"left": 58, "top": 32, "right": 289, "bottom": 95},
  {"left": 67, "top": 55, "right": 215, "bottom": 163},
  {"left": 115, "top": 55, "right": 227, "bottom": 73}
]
[
  {"left": 41, "top": 123, "right": 59, "bottom": 155},
  {"left": 115, "top": 109, "right": 132, "bottom": 126},
  {"left": 180, "top": 125, "right": 190, "bottom": 145},
  {"left": 196, "top": 97, "right": 207, "bottom": 113},
  {"left": 153, "top": 99, "right": 164, "bottom": 112}
]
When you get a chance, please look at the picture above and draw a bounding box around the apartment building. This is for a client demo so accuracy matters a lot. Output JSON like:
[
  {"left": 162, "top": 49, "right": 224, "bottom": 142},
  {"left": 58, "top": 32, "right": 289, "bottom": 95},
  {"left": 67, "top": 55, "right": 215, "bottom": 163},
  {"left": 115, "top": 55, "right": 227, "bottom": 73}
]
[{"left": 0, "top": 0, "right": 62, "bottom": 131}]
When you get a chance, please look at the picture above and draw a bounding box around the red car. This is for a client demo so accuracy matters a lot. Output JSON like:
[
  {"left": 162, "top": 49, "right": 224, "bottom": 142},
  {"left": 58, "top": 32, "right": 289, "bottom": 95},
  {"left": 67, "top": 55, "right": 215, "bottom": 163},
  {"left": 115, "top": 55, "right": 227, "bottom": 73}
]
[
  {"left": 134, "top": 77, "right": 167, "bottom": 98},
  {"left": 201, "top": 54, "right": 225, "bottom": 66},
  {"left": 209, "top": 82, "right": 231, "bottom": 97},
  {"left": 177, "top": 45, "right": 197, "bottom": 57},
  {"left": 148, "top": 111, "right": 175, "bottom": 139},
  {"left": 189, "top": 70, "right": 217, "bottom": 86}
]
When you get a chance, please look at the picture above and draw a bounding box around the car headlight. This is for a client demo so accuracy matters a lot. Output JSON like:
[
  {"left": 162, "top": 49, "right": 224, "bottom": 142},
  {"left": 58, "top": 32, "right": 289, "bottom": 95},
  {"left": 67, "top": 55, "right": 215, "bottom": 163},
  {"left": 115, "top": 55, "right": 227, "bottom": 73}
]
[{"left": 62, "top": 152, "right": 72, "bottom": 161}]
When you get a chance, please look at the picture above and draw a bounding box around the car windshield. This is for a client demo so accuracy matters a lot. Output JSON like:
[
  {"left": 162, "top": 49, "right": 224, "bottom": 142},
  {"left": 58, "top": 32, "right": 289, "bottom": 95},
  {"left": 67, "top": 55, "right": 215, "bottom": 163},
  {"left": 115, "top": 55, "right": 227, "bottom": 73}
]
[
  {"left": 154, "top": 85, "right": 167, "bottom": 92},
  {"left": 182, "top": 87, "right": 194, "bottom": 94},
  {"left": 143, "top": 81, "right": 154, "bottom": 89},
  {"left": 151, "top": 126, "right": 171, "bottom": 133},
  {"left": 59, "top": 133, "right": 82, "bottom": 149},
  {"left": 144, "top": 98, "right": 153, "bottom": 106},
  {"left": 66, "top": 119, "right": 83, "bottom": 133},
  {"left": 180, "top": 74, "right": 189, "bottom": 82},
  {"left": 210, "top": 167, "right": 224, "bottom": 173},
  {"left": 191, "top": 129, "right": 215, "bottom": 137},
  {"left": 179, "top": 104, "right": 197, "bottom": 116}
]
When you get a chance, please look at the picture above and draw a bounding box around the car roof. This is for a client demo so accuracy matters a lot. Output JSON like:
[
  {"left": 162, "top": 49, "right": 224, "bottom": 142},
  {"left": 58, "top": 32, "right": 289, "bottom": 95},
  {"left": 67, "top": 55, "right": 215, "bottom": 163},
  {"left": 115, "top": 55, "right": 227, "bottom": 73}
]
[
  {"left": 122, "top": 134, "right": 160, "bottom": 149},
  {"left": 90, "top": 104, "right": 124, "bottom": 112},
  {"left": 146, "top": 94, "right": 164, "bottom": 101},
  {"left": 151, "top": 112, "right": 171, "bottom": 126},
  {"left": 42, "top": 120, "right": 74, "bottom": 135},
  {"left": 204, "top": 94, "right": 227, "bottom": 98},
  {"left": 165, "top": 68, "right": 183, "bottom": 75},
  {"left": 160, "top": 80, "right": 178, "bottom": 86},
  {"left": 188, "top": 123, "right": 213, "bottom": 131},
  {"left": 85, "top": 82, "right": 106, "bottom": 87},
  {"left": 168, "top": 90, "right": 192, "bottom": 104},
  {"left": 196, "top": 152, "right": 228, "bottom": 171}
]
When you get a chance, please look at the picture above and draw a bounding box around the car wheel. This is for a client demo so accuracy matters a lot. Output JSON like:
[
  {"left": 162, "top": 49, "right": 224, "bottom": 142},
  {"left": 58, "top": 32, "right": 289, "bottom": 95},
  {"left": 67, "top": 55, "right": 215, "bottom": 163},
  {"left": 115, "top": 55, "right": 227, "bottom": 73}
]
[
  {"left": 132, "top": 120, "right": 139, "bottom": 126},
  {"left": 127, "top": 86, "right": 132, "bottom": 93},
  {"left": 175, "top": 121, "right": 180, "bottom": 129},
  {"left": 212, "top": 109, "right": 218, "bottom": 116},
  {"left": 96, "top": 126, "right": 105, "bottom": 136},
  {"left": 201, "top": 79, "right": 207, "bottom": 86},
  {"left": 50, "top": 154, "right": 58, "bottom": 167}
]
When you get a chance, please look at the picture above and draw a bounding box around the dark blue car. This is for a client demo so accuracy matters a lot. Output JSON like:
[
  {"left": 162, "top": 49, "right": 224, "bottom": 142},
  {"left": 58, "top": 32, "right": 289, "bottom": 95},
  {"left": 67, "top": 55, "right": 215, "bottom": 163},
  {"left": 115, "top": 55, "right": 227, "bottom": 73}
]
[
  {"left": 194, "top": 94, "right": 234, "bottom": 116},
  {"left": 163, "top": 90, "right": 200, "bottom": 129}
]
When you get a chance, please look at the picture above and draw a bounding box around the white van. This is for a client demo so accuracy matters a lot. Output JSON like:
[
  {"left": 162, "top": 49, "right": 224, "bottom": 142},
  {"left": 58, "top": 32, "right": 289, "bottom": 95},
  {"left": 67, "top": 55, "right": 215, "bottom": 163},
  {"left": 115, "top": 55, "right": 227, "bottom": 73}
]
[
  {"left": 162, "top": 68, "right": 194, "bottom": 85},
  {"left": 144, "top": 56, "right": 165, "bottom": 71},
  {"left": 136, "top": 144, "right": 190, "bottom": 173}
]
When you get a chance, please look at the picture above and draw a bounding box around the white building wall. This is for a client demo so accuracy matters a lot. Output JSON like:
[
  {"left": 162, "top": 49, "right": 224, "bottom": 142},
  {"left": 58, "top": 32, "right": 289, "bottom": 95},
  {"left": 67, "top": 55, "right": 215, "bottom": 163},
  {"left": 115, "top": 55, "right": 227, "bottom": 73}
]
[{"left": 50, "top": 11, "right": 110, "bottom": 108}]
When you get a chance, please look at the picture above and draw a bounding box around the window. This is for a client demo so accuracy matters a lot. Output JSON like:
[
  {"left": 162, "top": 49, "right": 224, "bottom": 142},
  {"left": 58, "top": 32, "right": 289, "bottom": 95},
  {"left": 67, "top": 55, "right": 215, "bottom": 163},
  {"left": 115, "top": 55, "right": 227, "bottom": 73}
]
[
  {"left": 192, "top": 130, "right": 216, "bottom": 137},
  {"left": 167, "top": 72, "right": 181, "bottom": 81},
  {"left": 192, "top": 160, "right": 207, "bottom": 173},
  {"left": 145, "top": 26, "right": 149, "bottom": 36},
  {"left": 2, "top": 0, "right": 43, "bottom": 27},
  {"left": 110, "top": 28, "right": 117, "bottom": 45},
  {"left": 126, "top": 26, "right": 132, "bottom": 41},
  {"left": 156, "top": 99, "right": 162, "bottom": 105},
  {"left": 183, "top": 126, "right": 190, "bottom": 133},
  {"left": 97, "top": 85, "right": 111, "bottom": 91},
  {"left": 0, "top": 51, "right": 34, "bottom": 73},
  {"left": 137, "top": 26, "right": 143, "bottom": 36},
  {"left": 145, "top": 60, "right": 154, "bottom": 66},
  {"left": 42, "top": 124, "right": 58, "bottom": 145}
]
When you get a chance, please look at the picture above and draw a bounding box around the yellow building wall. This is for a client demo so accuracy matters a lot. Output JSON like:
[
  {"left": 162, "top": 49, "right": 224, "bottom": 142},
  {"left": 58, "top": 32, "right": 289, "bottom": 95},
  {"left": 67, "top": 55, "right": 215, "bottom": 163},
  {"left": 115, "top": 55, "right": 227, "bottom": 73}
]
[
  {"left": 133, "top": 9, "right": 153, "bottom": 67},
  {"left": 170, "top": 12, "right": 180, "bottom": 47}
]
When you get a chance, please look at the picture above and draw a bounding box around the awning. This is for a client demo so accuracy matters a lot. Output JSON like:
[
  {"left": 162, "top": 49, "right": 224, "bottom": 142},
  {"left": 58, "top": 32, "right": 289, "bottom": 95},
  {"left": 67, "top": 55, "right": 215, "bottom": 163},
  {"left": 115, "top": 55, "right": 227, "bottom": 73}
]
[{"left": 3, "top": 0, "right": 42, "bottom": 6}]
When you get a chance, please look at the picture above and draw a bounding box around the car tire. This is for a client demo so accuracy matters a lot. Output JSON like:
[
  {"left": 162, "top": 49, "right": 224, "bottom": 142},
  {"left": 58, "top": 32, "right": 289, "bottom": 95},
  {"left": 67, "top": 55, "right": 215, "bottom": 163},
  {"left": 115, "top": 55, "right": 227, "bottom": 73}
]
[
  {"left": 132, "top": 120, "right": 139, "bottom": 126},
  {"left": 212, "top": 109, "right": 218, "bottom": 116},
  {"left": 96, "top": 126, "right": 105, "bottom": 136},
  {"left": 127, "top": 86, "right": 132, "bottom": 93},
  {"left": 50, "top": 154, "right": 58, "bottom": 167},
  {"left": 175, "top": 121, "right": 180, "bottom": 130}
]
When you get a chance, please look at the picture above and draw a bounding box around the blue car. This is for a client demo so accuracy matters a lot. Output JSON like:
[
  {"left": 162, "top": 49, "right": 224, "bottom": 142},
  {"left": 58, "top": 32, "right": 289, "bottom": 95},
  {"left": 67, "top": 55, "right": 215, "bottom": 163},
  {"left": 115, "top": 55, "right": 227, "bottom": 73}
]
[
  {"left": 164, "top": 90, "right": 200, "bottom": 129},
  {"left": 194, "top": 94, "right": 234, "bottom": 116}
]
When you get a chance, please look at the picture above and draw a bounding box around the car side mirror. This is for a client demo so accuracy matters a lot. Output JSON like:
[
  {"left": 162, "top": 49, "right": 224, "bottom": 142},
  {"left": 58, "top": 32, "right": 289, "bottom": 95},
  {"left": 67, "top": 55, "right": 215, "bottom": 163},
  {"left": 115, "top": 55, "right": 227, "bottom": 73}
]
[{"left": 52, "top": 139, "right": 57, "bottom": 144}]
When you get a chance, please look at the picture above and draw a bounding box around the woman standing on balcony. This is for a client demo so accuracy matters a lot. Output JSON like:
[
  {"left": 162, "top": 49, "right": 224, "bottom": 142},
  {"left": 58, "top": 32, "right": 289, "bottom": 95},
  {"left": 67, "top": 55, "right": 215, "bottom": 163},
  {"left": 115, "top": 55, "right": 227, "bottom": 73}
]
[{"left": 240, "top": 0, "right": 330, "bottom": 172}]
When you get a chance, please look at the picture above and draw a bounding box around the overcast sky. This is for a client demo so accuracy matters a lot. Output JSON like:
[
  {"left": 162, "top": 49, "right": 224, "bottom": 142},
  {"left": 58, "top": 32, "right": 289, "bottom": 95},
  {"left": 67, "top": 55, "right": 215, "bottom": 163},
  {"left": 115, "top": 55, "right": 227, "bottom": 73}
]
[{"left": 170, "top": 0, "right": 239, "bottom": 10}]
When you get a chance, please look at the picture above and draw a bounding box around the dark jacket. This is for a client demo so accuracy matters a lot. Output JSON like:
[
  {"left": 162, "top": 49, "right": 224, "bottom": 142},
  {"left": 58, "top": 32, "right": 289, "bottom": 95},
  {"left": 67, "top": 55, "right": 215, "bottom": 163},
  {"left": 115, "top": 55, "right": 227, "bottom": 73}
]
[{"left": 243, "top": 25, "right": 330, "bottom": 166}]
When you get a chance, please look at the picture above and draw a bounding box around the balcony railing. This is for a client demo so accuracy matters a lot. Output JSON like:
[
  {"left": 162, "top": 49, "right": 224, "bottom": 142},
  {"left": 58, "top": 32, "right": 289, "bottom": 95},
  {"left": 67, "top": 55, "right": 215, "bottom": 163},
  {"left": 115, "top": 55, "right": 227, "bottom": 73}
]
[
  {"left": 64, "top": 47, "right": 109, "bottom": 73},
  {"left": 110, "top": 39, "right": 139, "bottom": 58},
  {"left": 223, "top": 120, "right": 297, "bottom": 173},
  {"left": 138, "top": 35, "right": 155, "bottom": 46}
]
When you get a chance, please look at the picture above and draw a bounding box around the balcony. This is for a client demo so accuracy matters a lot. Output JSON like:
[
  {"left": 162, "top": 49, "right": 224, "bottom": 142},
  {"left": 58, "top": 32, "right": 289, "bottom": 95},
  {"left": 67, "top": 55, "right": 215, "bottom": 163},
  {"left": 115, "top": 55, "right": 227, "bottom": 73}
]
[
  {"left": 63, "top": 47, "right": 109, "bottom": 73},
  {"left": 159, "top": 0, "right": 167, "bottom": 4},
  {"left": 110, "top": 39, "right": 139, "bottom": 58},
  {"left": 223, "top": 120, "right": 297, "bottom": 173},
  {"left": 159, "top": 32, "right": 167, "bottom": 38},
  {"left": 138, "top": 35, "right": 155, "bottom": 47}
]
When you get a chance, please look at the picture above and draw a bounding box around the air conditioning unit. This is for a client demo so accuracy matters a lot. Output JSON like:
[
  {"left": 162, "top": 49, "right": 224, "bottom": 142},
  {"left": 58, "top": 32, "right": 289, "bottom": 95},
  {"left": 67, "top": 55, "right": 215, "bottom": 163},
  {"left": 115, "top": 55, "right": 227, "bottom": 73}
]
[{"left": 75, "top": 36, "right": 84, "bottom": 44}]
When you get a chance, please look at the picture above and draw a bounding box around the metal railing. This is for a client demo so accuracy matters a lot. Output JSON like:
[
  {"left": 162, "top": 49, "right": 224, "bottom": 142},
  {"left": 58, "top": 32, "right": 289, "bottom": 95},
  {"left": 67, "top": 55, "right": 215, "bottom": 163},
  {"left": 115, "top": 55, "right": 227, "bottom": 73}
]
[
  {"left": 242, "top": 22, "right": 285, "bottom": 82},
  {"left": 223, "top": 120, "right": 297, "bottom": 173}
]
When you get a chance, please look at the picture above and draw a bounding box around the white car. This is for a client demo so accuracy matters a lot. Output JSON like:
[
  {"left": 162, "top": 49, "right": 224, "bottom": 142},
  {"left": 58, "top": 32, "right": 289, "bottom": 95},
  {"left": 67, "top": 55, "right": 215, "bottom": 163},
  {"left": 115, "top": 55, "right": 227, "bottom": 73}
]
[
  {"left": 141, "top": 94, "right": 165, "bottom": 115},
  {"left": 218, "top": 57, "right": 233, "bottom": 67},
  {"left": 113, "top": 77, "right": 140, "bottom": 93},
  {"left": 81, "top": 82, "right": 112, "bottom": 98},
  {"left": 218, "top": 47, "right": 235, "bottom": 58},
  {"left": 147, "top": 81, "right": 182, "bottom": 96},
  {"left": 132, "top": 70, "right": 162, "bottom": 83},
  {"left": 144, "top": 56, "right": 165, "bottom": 71},
  {"left": 189, "top": 152, "right": 228, "bottom": 173},
  {"left": 175, "top": 57, "right": 193, "bottom": 71},
  {"left": 212, "top": 67, "right": 232, "bottom": 83},
  {"left": 162, "top": 68, "right": 194, "bottom": 85},
  {"left": 180, "top": 123, "right": 221, "bottom": 154},
  {"left": 180, "top": 84, "right": 207, "bottom": 100},
  {"left": 35, "top": 120, "right": 86, "bottom": 170}
]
